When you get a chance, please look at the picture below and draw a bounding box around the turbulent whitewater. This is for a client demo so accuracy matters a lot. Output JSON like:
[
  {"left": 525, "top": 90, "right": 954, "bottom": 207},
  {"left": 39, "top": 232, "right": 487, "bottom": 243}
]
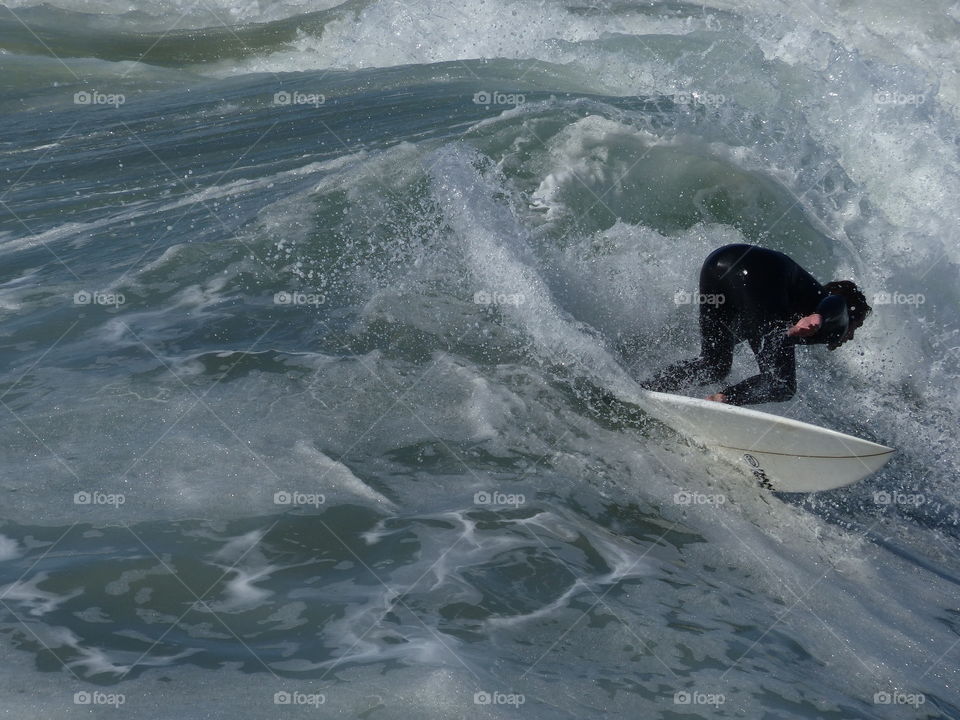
[{"left": 0, "top": 0, "right": 958, "bottom": 717}]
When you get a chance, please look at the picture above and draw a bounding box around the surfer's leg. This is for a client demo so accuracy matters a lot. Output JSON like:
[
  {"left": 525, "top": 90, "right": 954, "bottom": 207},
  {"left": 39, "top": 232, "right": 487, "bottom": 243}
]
[
  {"left": 640, "top": 251, "right": 740, "bottom": 391},
  {"left": 639, "top": 358, "right": 713, "bottom": 391},
  {"left": 693, "top": 255, "right": 739, "bottom": 381},
  {"left": 641, "top": 293, "right": 735, "bottom": 391}
]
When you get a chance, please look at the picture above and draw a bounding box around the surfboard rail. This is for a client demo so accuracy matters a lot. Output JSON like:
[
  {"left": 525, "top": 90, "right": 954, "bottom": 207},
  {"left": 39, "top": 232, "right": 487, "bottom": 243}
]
[{"left": 637, "top": 390, "right": 895, "bottom": 492}]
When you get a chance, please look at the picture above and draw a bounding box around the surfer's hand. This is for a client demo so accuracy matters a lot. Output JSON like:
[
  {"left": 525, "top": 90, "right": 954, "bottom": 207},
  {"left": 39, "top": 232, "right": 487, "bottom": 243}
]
[
  {"left": 705, "top": 393, "right": 727, "bottom": 403},
  {"left": 787, "top": 313, "right": 822, "bottom": 338}
]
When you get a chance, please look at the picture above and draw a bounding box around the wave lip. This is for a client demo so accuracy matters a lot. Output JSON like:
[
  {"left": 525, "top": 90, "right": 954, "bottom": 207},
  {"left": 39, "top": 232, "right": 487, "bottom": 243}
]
[{"left": 0, "top": 0, "right": 367, "bottom": 66}]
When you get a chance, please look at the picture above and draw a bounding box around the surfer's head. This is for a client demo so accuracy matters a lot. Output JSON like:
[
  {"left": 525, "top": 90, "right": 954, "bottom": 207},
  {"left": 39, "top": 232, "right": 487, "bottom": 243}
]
[{"left": 823, "top": 280, "right": 872, "bottom": 350}]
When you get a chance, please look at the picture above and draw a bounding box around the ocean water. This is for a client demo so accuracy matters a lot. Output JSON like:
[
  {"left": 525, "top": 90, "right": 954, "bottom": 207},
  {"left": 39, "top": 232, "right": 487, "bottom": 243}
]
[{"left": 1, "top": 0, "right": 959, "bottom": 717}]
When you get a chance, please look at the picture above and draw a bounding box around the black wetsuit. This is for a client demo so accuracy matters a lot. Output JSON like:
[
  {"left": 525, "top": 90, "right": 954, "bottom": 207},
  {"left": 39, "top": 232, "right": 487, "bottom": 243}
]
[{"left": 643, "top": 244, "right": 849, "bottom": 405}]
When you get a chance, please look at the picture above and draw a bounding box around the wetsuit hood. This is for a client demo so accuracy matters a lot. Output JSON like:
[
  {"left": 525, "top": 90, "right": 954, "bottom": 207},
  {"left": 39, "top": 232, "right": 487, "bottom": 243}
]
[{"left": 799, "top": 293, "right": 849, "bottom": 346}]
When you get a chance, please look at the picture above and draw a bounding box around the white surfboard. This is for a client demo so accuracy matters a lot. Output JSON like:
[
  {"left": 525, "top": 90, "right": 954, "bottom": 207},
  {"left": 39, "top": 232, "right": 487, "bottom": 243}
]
[{"left": 637, "top": 390, "right": 895, "bottom": 492}]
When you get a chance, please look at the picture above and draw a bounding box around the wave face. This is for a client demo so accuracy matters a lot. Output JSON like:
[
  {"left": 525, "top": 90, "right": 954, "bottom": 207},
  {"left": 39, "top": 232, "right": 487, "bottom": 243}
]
[{"left": 1, "top": 0, "right": 959, "bottom": 717}]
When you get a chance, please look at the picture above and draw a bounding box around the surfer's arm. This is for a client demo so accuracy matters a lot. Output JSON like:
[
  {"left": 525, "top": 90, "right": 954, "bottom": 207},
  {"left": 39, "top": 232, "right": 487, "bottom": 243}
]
[
  {"left": 812, "top": 293, "right": 848, "bottom": 338},
  {"left": 787, "top": 313, "right": 821, "bottom": 337},
  {"left": 720, "top": 335, "right": 796, "bottom": 405},
  {"left": 789, "top": 294, "right": 848, "bottom": 339}
]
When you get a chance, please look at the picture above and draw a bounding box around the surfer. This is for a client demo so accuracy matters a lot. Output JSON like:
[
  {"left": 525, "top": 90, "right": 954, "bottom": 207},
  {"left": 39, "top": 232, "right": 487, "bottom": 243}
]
[{"left": 642, "top": 243, "right": 871, "bottom": 405}]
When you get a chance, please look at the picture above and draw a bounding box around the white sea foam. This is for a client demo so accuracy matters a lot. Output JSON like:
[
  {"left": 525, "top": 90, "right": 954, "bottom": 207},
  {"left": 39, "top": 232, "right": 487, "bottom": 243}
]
[
  {"left": 1, "top": 0, "right": 958, "bottom": 714},
  {"left": 0, "top": 535, "right": 22, "bottom": 561}
]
